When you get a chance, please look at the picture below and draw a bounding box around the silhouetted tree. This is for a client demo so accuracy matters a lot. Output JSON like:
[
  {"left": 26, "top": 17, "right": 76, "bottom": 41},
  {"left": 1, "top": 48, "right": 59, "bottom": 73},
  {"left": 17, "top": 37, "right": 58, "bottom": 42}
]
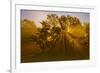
[{"left": 30, "top": 14, "right": 89, "bottom": 57}]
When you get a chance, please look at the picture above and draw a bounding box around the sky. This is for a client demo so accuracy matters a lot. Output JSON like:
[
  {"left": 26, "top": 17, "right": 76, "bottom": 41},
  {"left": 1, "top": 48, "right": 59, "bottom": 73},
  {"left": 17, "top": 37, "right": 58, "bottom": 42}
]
[{"left": 21, "top": 10, "right": 90, "bottom": 27}]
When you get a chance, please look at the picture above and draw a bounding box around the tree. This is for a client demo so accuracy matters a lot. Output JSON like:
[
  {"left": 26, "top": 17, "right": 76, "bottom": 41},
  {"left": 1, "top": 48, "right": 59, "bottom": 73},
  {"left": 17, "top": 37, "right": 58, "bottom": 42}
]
[
  {"left": 30, "top": 14, "right": 89, "bottom": 57},
  {"left": 59, "top": 15, "right": 67, "bottom": 30},
  {"left": 83, "top": 22, "right": 89, "bottom": 34},
  {"left": 82, "top": 22, "right": 89, "bottom": 47},
  {"left": 47, "top": 14, "right": 59, "bottom": 27},
  {"left": 66, "top": 15, "right": 81, "bottom": 26}
]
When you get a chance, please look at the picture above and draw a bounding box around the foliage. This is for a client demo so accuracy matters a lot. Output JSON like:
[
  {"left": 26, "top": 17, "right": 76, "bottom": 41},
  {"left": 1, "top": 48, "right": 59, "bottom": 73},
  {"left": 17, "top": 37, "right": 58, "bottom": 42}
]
[{"left": 29, "top": 14, "right": 89, "bottom": 56}]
